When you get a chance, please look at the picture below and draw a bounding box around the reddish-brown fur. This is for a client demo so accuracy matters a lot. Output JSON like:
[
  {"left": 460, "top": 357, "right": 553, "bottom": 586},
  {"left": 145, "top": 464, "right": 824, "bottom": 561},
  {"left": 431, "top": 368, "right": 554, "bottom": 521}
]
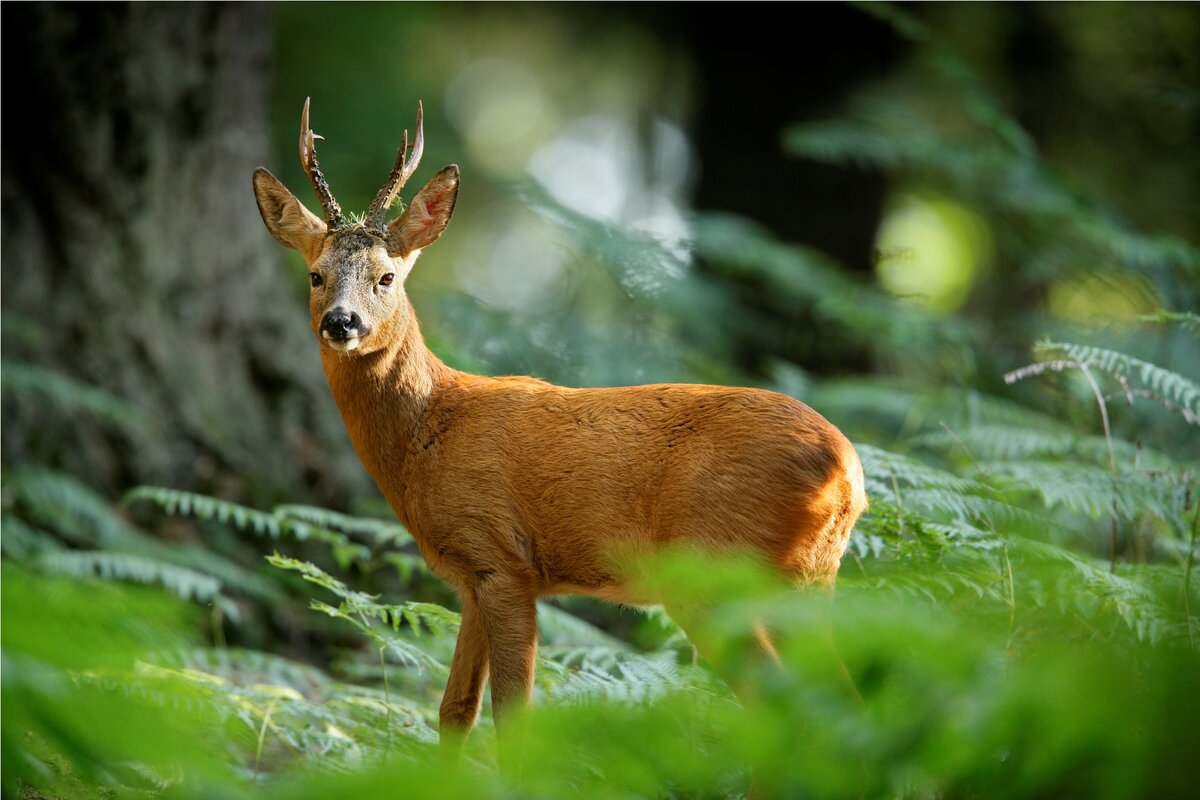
[{"left": 252, "top": 103, "right": 867, "bottom": 757}]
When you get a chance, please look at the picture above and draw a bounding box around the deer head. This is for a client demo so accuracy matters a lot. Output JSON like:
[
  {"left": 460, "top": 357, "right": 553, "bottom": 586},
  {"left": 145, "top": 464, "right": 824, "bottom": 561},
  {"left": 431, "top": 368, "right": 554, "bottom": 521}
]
[{"left": 252, "top": 98, "right": 459, "bottom": 354}]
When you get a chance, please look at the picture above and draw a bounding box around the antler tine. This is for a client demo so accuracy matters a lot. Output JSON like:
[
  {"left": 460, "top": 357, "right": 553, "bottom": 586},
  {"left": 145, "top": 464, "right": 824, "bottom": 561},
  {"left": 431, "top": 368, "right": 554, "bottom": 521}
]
[
  {"left": 365, "top": 129, "right": 408, "bottom": 231},
  {"left": 298, "top": 97, "right": 345, "bottom": 227},
  {"left": 365, "top": 101, "right": 425, "bottom": 232}
]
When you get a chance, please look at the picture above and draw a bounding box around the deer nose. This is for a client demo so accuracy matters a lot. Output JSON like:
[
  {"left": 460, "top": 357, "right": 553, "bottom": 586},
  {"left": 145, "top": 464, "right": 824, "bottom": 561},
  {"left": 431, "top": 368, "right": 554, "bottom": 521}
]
[{"left": 321, "top": 308, "right": 362, "bottom": 339}]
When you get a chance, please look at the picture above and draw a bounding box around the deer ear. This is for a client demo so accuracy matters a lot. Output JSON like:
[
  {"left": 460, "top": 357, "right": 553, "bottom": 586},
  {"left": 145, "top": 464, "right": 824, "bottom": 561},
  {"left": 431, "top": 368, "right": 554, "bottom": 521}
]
[
  {"left": 252, "top": 167, "right": 326, "bottom": 262},
  {"left": 387, "top": 165, "right": 459, "bottom": 258}
]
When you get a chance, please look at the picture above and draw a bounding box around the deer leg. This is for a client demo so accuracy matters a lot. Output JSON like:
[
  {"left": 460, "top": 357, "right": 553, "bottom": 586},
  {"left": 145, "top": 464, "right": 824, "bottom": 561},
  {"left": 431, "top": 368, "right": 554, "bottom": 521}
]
[
  {"left": 439, "top": 591, "right": 489, "bottom": 763},
  {"left": 475, "top": 570, "right": 538, "bottom": 726},
  {"left": 473, "top": 569, "right": 537, "bottom": 774}
]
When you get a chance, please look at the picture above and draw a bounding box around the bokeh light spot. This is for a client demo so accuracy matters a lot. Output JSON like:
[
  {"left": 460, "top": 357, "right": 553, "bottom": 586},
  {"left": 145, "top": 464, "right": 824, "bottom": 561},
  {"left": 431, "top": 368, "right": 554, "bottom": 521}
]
[
  {"left": 874, "top": 194, "right": 993, "bottom": 312},
  {"left": 452, "top": 208, "right": 569, "bottom": 313},
  {"left": 1048, "top": 272, "right": 1159, "bottom": 322},
  {"left": 445, "top": 59, "right": 547, "bottom": 168}
]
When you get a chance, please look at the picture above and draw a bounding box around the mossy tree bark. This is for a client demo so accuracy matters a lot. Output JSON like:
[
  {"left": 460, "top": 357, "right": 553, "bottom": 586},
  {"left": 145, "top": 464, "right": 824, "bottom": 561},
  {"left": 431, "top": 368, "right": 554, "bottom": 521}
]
[{"left": 1, "top": 4, "right": 366, "bottom": 504}]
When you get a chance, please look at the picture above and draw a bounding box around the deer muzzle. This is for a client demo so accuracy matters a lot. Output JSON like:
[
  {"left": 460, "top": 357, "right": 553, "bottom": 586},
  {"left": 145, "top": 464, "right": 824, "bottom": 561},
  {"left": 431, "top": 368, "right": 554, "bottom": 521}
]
[{"left": 320, "top": 307, "right": 369, "bottom": 350}]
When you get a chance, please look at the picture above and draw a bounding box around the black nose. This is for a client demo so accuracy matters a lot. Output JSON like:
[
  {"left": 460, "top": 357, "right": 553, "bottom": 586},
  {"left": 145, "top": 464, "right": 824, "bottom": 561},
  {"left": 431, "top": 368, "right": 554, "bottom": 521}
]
[{"left": 321, "top": 308, "right": 362, "bottom": 339}]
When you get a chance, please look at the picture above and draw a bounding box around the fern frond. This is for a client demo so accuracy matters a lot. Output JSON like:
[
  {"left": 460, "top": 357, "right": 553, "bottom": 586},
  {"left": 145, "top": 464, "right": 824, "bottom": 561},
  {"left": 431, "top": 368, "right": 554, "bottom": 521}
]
[
  {"left": 134, "top": 541, "right": 282, "bottom": 603},
  {"left": 1019, "top": 540, "right": 1189, "bottom": 644},
  {"left": 846, "top": 532, "right": 890, "bottom": 560},
  {"left": 901, "top": 489, "right": 1039, "bottom": 533},
  {"left": 6, "top": 478, "right": 279, "bottom": 602},
  {"left": 853, "top": 562, "right": 1008, "bottom": 605},
  {"left": 1031, "top": 340, "right": 1200, "bottom": 422},
  {"left": 1140, "top": 310, "right": 1200, "bottom": 335},
  {"left": 852, "top": 488, "right": 1031, "bottom": 564},
  {"left": 265, "top": 553, "right": 360, "bottom": 600},
  {"left": 195, "top": 671, "right": 438, "bottom": 764},
  {"left": 276, "top": 519, "right": 372, "bottom": 569},
  {"left": 268, "top": 554, "right": 458, "bottom": 671},
  {"left": 808, "top": 379, "right": 934, "bottom": 433},
  {"left": 325, "top": 683, "right": 431, "bottom": 722},
  {"left": 175, "top": 647, "right": 331, "bottom": 693},
  {"left": 536, "top": 602, "right": 631, "bottom": 649},
  {"left": 323, "top": 685, "right": 439, "bottom": 745},
  {"left": 37, "top": 550, "right": 223, "bottom": 603},
  {"left": 924, "top": 521, "right": 1007, "bottom": 550},
  {"left": 0, "top": 513, "right": 63, "bottom": 560},
  {"left": 520, "top": 178, "right": 694, "bottom": 304},
  {"left": 811, "top": 381, "right": 1079, "bottom": 443},
  {"left": 343, "top": 597, "right": 461, "bottom": 638},
  {"left": 381, "top": 551, "right": 432, "bottom": 582},
  {"left": 308, "top": 600, "right": 447, "bottom": 673},
  {"left": 982, "top": 460, "right": 1190, "bottom": 528},
  {"left": 0, "top": 360, "right": 151, "bottom": 433},
  {"left": 539, "top": 648, "right": 686, "bottom": 705},
  {"left": 915, "top": 425, "right": 1077, "bottom": 461},
  {"left": 273, "top": 504, "right": 413, "bottom": 547},
  {"left": 11, "top": 468, "right": 141, "bottom": 546},
  {"left": 858, "top": 444, "right": 983, "bottom": 495},
  {"left": 915, "top": 424, "right": 1180, "bottom": 470},
  {"left": 124, "top": 486, "right": 282, "bottom": 538},
  {"left": 125, "top": 488, "right": 416, "bottom": 573}
]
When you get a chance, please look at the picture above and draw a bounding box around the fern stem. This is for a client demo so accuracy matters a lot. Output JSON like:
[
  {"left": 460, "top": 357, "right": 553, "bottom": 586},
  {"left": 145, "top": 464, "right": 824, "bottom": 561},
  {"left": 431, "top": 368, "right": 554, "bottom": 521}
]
[
  {"left": 253, "top": 698, "right": 279, "bottom": 781},
  {"left": 357, "top": 605, "right": 395, "bottom": 748},
  {"left": 1076, "top": 362, "right": 1116, "bottom": 473},
  {"left": 1076, "top": 362, "right": 1120, "bottom": 572},
  {"left": 850, "top": 549, "right": 868, "bottom": 578},
  {"left": 889, "top": 471, "right": 906, "bottom": 539},
  {"left": 379, "top": 644, "right": 394, "bottom": 750},
  {"left": 1003, "top": 545, "right": 1016, "bottom": 655}
]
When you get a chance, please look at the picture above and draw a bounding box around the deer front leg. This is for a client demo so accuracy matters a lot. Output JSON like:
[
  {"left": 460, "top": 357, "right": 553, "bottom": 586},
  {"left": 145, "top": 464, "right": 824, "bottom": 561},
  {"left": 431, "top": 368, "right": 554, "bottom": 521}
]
[
  {"left": 474, "top": 570, "right": 538, "bottom": 734},
  {"left": 439, "top": 592, "right": 489, "bottom": 763}
]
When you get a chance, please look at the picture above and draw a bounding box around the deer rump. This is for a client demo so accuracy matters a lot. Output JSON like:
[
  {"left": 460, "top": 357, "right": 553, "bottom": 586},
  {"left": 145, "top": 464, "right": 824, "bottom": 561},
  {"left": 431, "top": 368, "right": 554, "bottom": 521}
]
[{"left": 398, "top": 378, "right": 866, "bottom": 602}]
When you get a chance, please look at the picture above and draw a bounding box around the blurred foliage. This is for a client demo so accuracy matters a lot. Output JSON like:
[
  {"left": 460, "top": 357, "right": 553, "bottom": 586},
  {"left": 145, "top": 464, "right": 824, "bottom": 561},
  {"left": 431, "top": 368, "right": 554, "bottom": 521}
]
[{"left": 4, "top": 3, "right": 1200, "bottom": 799}]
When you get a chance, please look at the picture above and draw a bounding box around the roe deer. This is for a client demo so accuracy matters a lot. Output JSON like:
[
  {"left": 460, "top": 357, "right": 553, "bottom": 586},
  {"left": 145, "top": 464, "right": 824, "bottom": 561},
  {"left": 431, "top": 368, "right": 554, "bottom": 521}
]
[{"left": 252, "top": 99, "right": 867, "bottom": 757}]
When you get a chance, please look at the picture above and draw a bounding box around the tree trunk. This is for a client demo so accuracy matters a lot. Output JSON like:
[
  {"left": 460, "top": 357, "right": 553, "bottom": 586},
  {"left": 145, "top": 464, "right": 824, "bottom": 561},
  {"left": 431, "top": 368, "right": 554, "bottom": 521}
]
[{"left": 1, "top": 4, "right": 366, "bottom": 504}]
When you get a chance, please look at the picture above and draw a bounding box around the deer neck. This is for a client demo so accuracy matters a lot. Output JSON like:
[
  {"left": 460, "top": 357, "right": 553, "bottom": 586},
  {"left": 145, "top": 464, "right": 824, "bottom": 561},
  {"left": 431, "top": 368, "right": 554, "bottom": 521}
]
[{"left": 319, "top": 299, "right": 453, "bottom": 507}]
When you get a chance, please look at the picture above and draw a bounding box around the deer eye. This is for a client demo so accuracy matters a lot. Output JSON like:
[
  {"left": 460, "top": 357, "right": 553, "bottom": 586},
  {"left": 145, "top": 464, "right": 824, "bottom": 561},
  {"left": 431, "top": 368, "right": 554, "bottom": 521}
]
[
  {"left": 379, "top": 273, "right": 395, "bottom": 287},
  {"left": 309, "top": 272, "right": 323, "bottom": 288}
]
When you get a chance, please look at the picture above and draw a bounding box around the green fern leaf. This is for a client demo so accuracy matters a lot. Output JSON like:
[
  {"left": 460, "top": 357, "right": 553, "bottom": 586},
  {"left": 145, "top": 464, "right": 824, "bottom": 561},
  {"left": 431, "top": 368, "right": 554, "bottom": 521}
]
[
  {"left": 0, "top": 513, "right": 63, "bottom": 560},
  {"left": 0, "top": 360, "right": 151, "bottom": 433},
  {"left": 1019, "top": 540, "right": 1189, "bottom": 644},
  {"left": 273, "top": 504, "right": 412, "bottom": 546},
  {"left": 11, "top": 468, "right": 141, "bottom": 546},
  {"left": 981, "top": 460, "right": 1190, "bottom": 529},
  {"left": 858, "top": 444, "right": 984, "bottom": 494},
  {"left": 1140, "top": 310, "right": 1200, "bottom": 335},
  {"left": 37, "top": 550, "right": 223, "bottom": 603},
  {"left": 536, "top": 602, "right": 631, "bottom": 649},
  {"left": 124, "top": 486, "right": 282, "bottom": 538},
  {"left": 1034, "top": 340, "right": 1200, "bottom": 421}
]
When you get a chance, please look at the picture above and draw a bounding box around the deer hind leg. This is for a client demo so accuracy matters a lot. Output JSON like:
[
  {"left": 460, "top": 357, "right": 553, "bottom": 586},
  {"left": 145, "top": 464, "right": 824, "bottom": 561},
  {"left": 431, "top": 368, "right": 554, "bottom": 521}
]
[{"left": 439, "top": 592, "right": 490, "bottom": 763}]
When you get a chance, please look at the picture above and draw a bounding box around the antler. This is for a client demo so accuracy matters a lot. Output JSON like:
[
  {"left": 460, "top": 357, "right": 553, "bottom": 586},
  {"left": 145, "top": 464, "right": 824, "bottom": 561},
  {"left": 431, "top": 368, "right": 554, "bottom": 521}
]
[
  {"left": 364, "top": 101, "right": 425, "bottom": 232},
  {"left": 298, "top": 97, "right": 345, "bottom": 228}
]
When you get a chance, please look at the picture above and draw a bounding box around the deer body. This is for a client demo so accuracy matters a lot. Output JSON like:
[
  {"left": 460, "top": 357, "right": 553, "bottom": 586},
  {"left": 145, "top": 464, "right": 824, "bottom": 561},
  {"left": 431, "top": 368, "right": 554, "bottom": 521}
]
[{"left": 254, "top": 100, "right": 866, "bottom": 754}]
